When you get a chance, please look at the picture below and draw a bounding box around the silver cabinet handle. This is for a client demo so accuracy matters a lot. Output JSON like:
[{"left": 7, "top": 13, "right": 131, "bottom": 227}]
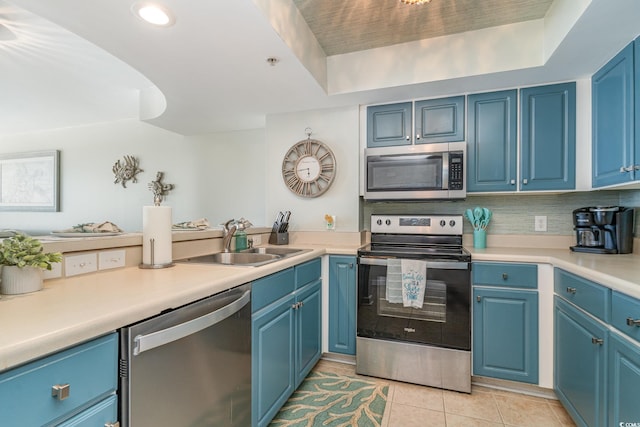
[
  {"left": 620, "top": 165, "right": 634, "bottom": 173},
  {"left": 566, "top": 287, "right": 577, "bottom": 294},
  {"left": 635, "top": 165, "right": 640, "bottom": 171},
  {"left": 105, "top": 423, "right": 120, "bottom": 427},
  {"left": 591, "top": 337, "right": 604, "bottom": 345},
  {"left": 349, "top": 263, "right": 354, "bottom": 268},
  {"left": 502, "top": 273, "right": 508, "bottom": 280},
  {"left": 476, "top": 295, "right": 481, "bottom": 302},
  {"left": 51, "top": 384, "right": 70, "bottom": 401},
  {"left": 522, "top": 178, "right": 528, "bottom": 185},
  {"left": 134, "top": 290, "right": 250, "bottom": 356},
  {"left": 416, "top": 134, "right": 421, "bottom": 140},
  {"left": 292, "top": 303, "right": 298, "bottom": 309},
  {"left": 510, "top": 179, "right": 516, "bottom": 185},
  {"left": 626, "top": 317, "right": 640, "bottom": 327},
  {"left": 406, "top": 135, "right": 411, "bottom": 140}
]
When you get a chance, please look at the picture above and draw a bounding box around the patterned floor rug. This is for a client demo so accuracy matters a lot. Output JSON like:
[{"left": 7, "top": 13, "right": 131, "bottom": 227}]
[{"left": 270, "top": 371, "right": 388, "bottom": 427}]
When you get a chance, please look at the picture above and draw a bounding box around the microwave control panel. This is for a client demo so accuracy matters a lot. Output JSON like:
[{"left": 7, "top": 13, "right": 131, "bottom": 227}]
[{"left": 449, "top": 152, "right": 464, "bottom": 190}]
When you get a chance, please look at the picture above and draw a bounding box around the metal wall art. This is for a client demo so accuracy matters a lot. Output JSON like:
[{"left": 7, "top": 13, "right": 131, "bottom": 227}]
[
  {"left": 148, "top": 171, "right": 175, "bottom": 205},
  {"left": 0, "top": 150, "right": 60, "bottom": 212},
  {"left": 113, "top": 155, "right": 143, "bottom": 188}
]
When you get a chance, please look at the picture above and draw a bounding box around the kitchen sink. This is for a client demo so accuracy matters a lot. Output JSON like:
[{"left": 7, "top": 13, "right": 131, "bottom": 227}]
[{"left": 177, "top": 247, "right": 311, "bottom": 267}]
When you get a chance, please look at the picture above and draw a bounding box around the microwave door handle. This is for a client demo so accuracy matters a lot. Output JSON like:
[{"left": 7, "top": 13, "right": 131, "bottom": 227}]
[
  {"left": 442, "top": 151, "right": 449, "bottom": 190},
  {"left": 359, "top": 257, "right": 468, "bottom": 270}
]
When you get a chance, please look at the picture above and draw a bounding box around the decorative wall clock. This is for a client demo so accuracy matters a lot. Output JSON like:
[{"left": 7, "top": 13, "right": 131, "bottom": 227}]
[{"left": 282, "top": 129, "right": 336, "bottom": 198}]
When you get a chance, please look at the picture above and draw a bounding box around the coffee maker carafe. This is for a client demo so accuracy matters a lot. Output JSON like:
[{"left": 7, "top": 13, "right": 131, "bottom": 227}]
[{"left": 570, "top": 206, "right": 634, "bottom": 254}]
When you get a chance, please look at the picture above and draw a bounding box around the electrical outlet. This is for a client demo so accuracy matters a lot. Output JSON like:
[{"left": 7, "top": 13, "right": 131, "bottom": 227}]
[
  {"left": 99, "top": 250, "right": 126, "bottom": 270},
  {"left": 252, "top": 235, "right": 262, "bottom": 246},
  {"left": 65, "top": 253, "right": 97, "bottom": 277},
  {"left": 534, "top": 215, "right": 547, "bottom": 232}
]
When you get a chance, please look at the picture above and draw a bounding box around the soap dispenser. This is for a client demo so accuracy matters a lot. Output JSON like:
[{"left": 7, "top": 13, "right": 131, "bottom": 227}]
[{"left": 234, "top": 218, "right": 252, "bottom": 251}]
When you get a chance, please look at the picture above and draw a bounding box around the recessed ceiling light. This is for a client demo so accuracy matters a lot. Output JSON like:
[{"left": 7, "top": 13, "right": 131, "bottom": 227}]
[{"left": 132, "top": 2, "right": 175, "bottom": 27}]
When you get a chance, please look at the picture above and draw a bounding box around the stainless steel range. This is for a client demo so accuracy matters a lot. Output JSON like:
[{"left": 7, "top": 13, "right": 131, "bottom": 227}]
[{"left": 357, "top": 214, "right": 472, "bottom": 393}]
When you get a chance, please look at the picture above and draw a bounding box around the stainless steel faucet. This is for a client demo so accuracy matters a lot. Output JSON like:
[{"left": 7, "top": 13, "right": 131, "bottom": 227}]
[{"left": 221, "top": 219, "right": 237, "bottom": 253}]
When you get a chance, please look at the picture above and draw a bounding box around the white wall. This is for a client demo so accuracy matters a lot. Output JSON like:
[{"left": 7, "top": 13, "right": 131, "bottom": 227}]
[
  {"left": 0, "top": 120, "right": 267, "bottom": 232},
  {"left": 265, "top": 106, "right": 360, "bottom": 232}
]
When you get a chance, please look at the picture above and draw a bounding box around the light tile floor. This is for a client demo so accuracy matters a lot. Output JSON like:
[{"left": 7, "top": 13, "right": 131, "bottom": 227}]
[{"left": 314, "top": 359, "right": 576, "bottom": 427}]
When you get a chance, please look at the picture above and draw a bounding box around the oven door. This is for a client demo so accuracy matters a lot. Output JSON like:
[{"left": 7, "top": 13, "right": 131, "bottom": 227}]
[{"left": 357, "top": 256, "right": 470, "bottom": 350}]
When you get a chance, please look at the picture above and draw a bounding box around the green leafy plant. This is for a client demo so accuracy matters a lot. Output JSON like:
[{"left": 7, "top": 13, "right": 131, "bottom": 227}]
[{"left": 0, "top": 233, "right": 62, "bottom": 270}]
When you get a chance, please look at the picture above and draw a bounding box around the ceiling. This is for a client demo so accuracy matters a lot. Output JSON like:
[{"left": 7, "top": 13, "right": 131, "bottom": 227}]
[{"left": 1, "top": 0, "right": 639, "bottom": 137}]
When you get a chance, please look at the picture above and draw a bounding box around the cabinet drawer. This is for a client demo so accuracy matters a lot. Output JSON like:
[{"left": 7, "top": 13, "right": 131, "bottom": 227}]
[
  {"left": 554, "top": 268, "right": 611, "bottom": 322},
  {"left": 0, "top": 333, "right": 118, "bottom": 426},
  {"left": 252, "top": 268, "right": 295, "bottom": 312},
  {"left": 295, "top": 258, "right": 321, "bottom": 289},
  {"left": 612, "top": 291, "right": 640, "bottom": 342},
  {"left": 58, "top": 394, "right": 118, "bottom": 426},
  {"left": 473, "top": 262, "right": 537, "bottom": 288}
]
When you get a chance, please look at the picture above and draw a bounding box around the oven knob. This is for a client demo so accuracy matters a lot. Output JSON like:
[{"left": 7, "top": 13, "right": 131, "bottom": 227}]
[
  {"left": 376, "top": 219, "right": 383, "bottom": 226},
  {"left": 385, "top": 219, "right": 391, "bottom": 226},
  {"left": 450, "top": 220, "right": 456, "bottom": 227},
  {"left": 439, "top": 219, "right": 446, "bottom": 227}
]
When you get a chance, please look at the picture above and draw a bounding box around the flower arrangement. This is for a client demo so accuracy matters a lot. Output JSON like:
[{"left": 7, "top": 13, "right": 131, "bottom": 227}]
[{"left": 0, "top": 233, "right": 62, "bottom": 270}]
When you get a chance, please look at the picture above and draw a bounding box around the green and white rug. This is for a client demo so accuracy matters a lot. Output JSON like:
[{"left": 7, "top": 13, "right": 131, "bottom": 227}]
[{"left": 270, "top": 371, "right": 388, "bottom": 427}]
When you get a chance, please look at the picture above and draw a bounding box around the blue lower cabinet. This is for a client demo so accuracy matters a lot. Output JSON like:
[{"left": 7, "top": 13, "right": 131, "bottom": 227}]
[
  {"left": 58, "top": 394, "right": 118, "bottom": 427},
  {"left": 251, "top": 259, "right": 322, "bottom": 427},
  {"left": 252, "top": 293, "right": 296, "bottom": 427},
  {"left": 473, "top": 287, "right": 538, "bottom": 383},
  {"left": 296, "top": 280, "right": 322, "bottom": 387},
  {"left": 328, "top": 256, "right": 356, "bottom": 355},
  {"left": 609, "top": 332, "right": 640, "bottom": 427},
  {"left": 555, "top": 296, "right": 608, "bottom": 427},
  {"left": 0, "top": 333, "right": 118, "bottom": 427}
]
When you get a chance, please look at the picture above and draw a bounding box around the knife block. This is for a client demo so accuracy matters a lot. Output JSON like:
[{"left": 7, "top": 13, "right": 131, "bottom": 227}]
[{"left": 269, "top": 232, "right": 289, "bottom": 245}]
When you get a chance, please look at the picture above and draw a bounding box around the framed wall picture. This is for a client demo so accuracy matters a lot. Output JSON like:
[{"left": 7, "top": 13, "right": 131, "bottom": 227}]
[{"left": 0, "top": 150, "right": 60, "bottom": 212}]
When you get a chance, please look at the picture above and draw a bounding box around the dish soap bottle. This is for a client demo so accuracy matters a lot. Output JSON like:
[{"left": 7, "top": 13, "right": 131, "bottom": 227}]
[{"left": 235, "top": 218, "right": 252, "bottom": 251}]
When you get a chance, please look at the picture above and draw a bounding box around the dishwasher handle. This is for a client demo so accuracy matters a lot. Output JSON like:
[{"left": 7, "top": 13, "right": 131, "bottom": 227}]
[{"left": 133, "top": 290, "right": 251, "bottom": 356}]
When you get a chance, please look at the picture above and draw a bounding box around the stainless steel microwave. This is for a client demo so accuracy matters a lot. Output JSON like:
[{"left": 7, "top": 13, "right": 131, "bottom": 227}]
[{"left": 364, "top": 141, "right": 466, "bottom": 200}]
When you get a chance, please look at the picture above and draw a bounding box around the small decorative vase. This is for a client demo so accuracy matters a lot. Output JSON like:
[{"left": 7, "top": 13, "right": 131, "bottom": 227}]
[
  {"left": 473, "top": 229, "right": 487, "bottom": 249},
  {"left": 0, "top": 266, "right": 44, "bottom": 295}
]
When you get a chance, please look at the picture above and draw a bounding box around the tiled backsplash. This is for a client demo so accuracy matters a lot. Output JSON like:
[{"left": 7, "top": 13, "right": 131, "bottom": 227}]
[{"left": 363, "top": 189, "right": 640, "bottom": 236}]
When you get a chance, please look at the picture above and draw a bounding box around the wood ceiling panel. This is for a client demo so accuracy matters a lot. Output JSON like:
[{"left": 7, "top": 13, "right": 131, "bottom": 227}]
[{"left": 293, "top": 0, "right": 554, "bottom": 56}]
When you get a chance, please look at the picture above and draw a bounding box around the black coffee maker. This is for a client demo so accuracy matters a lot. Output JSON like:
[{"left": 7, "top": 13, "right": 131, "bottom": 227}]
[{"left": 570, "top": 206, "right": 634, "bottom": 254}]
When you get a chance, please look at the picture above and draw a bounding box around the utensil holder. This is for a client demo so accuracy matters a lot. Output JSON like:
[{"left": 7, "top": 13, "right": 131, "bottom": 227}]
[
  {"left": 473, "top": 229, "right": 486, "bottom": 249},
  {"left": 269, "top": 232, "right": 289, "bottom": 245}
]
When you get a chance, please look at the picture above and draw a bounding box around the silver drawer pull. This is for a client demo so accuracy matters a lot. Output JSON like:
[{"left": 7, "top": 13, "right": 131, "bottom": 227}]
[
  {"left": 502, "top": 273, "right": 508, "bottom": 280},
  {"left": 51, "top": 384, "right": 70, "bottom": 401},
  {"left": 105, "top": 423, "right": 120, "bottom": 427},
  {"left": 626, "top": 317, "right": 640, "bottom": 327},
  {"left": 566, "top": 287, "right": 577, "bottom": 294},
  {"left": 591, "top": 337, "right": 604, "bottom": 345}
]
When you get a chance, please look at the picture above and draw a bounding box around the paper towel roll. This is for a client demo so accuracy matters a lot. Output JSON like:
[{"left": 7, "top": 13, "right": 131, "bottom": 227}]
[{"left": 142, "top": 205, "right": 172, "bottom": 266}]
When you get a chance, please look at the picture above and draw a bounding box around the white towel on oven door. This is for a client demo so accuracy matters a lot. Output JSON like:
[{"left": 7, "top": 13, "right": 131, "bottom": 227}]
[
  {"left": 401, "top": 259, "right": 427, "bottom": 308},
  {"left": 385, "top": 259, "right": 403, "bottom": 304}
]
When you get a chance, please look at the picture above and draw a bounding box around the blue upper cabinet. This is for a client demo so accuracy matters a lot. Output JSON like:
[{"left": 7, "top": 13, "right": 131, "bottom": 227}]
[
  {"left": 592, "top": 41, "right": 636, "bottom": 187},
  {"left": 367, "top": 102, "right": 412, "bottom": 147},
  {"left": 520, "top": 82, "right": 576, "bottom": 191},
  {"left": 415, "top": 96, "right": 465, "bottom": 144},
  {"left": 467, "top": 90, "right": 518, "bottom": 192}
]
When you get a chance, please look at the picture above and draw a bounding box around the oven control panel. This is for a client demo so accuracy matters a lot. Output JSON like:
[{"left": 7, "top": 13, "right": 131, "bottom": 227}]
[{"left": 371, "top": 214, "right": 463, "bottom": 235}]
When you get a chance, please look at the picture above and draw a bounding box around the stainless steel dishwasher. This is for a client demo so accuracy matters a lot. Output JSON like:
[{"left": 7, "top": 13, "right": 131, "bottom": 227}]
[{"left": 119, "top": 283, "right": 251, "bottom": 427}]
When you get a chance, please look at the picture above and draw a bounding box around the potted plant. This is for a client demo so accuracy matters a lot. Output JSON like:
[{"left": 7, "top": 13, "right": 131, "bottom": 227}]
[{"left": 0, "top": 233, "right": 62, "bottom": 295}]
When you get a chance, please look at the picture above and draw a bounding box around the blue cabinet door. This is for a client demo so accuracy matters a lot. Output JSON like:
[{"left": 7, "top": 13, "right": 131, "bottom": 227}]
[
  {"left": 592, "top": 42, "right": 635, "bottom": 187},
  {"left": 367, "top": 102, "right": 412, "bottom": 147},
  {"left": 520, "top": 82, "right": 576, "bottom": 191},
  {"left": 328, "top": 256, "right": 357, "bottom": 355},
  {"left": 415, "top": 96, "right": 464, "bottom": 143},
  {"left": 467, "top": 90, "right": 518, "bottom": 192},
  {"left": 58, "top": 395, "right": 118, "bottom": 427},
  {"left": 555, "top": 296, "right": 608, "bottom": 427},
  {"left": 252, "top": 294, "right": 296, "bottom": 427},
  {"left": 608, "top": 332, "right": 640, "bottom": 427},
  {"left": 473, "top": 287, "right": 538, "bottom": 383},
  {"left": 295, "top": 280, "right": 322, "bottom": 387}
]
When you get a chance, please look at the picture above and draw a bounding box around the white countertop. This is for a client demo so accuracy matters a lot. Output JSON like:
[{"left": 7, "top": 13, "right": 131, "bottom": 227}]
[{"left": 1, "top": 243, "right": 639, "bottom": 372}]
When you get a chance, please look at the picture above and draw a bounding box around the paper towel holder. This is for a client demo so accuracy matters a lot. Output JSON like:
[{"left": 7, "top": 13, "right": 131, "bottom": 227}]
[{"left": 139, "top": 237, "right": 174, "bottom": 269}]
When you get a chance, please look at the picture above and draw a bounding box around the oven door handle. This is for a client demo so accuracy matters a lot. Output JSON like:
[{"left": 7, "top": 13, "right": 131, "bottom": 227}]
[{"left": 358, "top": 257, "right": 469, "bottom": 270}]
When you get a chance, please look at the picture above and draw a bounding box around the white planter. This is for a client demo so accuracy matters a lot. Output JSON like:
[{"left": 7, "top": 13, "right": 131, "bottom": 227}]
[{"left": 0, "top": 266, "right": 44, "bottom": 295}]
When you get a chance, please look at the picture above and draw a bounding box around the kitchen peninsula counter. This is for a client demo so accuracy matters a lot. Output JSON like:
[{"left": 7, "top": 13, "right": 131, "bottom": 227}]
[{"left": 1, "top": 243, "right": 639, "bottom": 373}]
